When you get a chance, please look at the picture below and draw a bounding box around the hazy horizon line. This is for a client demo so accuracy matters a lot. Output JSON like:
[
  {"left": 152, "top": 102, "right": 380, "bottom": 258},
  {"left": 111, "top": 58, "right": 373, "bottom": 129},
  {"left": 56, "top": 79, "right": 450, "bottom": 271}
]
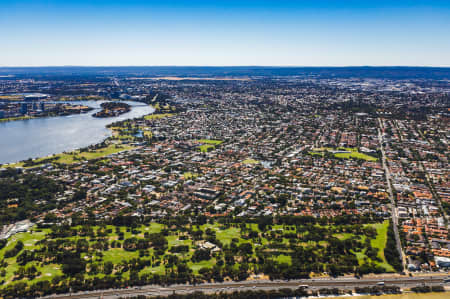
[{"left": 0, "top": 65, "right": 449, "bottom": 68}]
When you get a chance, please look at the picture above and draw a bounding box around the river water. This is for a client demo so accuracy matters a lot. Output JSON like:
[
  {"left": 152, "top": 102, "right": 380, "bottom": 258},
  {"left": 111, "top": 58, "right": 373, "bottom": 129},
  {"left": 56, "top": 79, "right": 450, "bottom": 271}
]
[{"left": 0, "top": 101, "right": 154, "bottom": 164}]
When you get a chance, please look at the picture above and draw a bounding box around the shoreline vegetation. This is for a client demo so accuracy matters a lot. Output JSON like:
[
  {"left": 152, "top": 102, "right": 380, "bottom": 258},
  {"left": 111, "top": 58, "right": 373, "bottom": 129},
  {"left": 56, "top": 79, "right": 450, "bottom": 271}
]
[
  {"left": 0, "top": 104, "right": 93, "bottom": 123},
  {"left": 0, "top": 116, "right": 35, "bottom": 123},
  {"left": 2, "top": 143, "right": 135, "bottom": 169},
  {"left": 0, "top": 99, "right": 176, "bottom": 169},
  {"left": 93, "top": 102, "right": 131, "bottom": 118}
]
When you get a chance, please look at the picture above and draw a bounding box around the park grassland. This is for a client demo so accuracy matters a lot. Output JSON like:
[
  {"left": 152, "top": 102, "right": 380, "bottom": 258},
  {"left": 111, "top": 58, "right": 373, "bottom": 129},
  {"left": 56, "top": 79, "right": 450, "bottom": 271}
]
[
  {"left": 0, "top": 220, "right": 395, "bottom": 289},
  {"left": 335, "top": 151, "right": 378, "bottom": 162},
  {"left": 197, "top": 139, "right": 223, "bottom": 145},
  {"left": 144, "top": 113, "right": 175, "bottom": 120},
  {"left": 198, "top": 144, "right": 215, "bottom": 152},
  {"left": 183, "top": 172, "right": 199, "bottom": 179},
  {"left": 368, "top": 221, "right": 394, "bottom": 272},
  {"left": 0, "top": 228, "right": 61, "bottom": 286},
  {"left": 3, "top": 144, "right": 134, "bottom": 168},
  {"left": 342, "top": 221, "right": 392, "bottom": 272},
  {"left": 196, "top": 139, "right": 223, "bottom": 152},
  {"left": 310, "top": 147, "right": 378, "bottom": 162},
  {"left": 58, "top": 144, "right": 134, "bottom": 163},
  {"left": 0, "top": 116, "right": 34, "bottom": 123},
  {"left": 242, "top": 159, "right": 259, "bottom": 164}
]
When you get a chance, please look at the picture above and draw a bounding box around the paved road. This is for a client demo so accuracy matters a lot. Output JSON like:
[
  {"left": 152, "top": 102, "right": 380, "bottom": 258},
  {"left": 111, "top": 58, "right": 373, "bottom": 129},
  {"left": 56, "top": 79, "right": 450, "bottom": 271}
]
[
  {"left": 420, "top": 162, "right": 449, "bottom": 221},
  {"left": 38, "top": 118, "right": 441, "bottom": 299},
  {"left": 377, "top": 118, "right": 406, "bottom": 270},
  {"left": 43, "top": 276, "right": 449, "bottom": 299}
]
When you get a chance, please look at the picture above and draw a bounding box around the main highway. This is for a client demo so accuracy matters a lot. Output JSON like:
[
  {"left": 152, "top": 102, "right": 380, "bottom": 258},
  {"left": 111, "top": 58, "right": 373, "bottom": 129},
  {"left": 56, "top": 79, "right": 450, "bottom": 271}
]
[{"left": 44, "top": 275, "right": 449, "bottom": 299}]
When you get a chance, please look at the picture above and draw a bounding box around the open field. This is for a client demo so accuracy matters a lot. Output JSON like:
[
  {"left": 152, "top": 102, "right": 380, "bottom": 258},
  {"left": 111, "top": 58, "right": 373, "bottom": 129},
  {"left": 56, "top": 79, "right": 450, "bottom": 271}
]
[
  {"left": 196, "top": 139, "right": 223, "bottom": 152},
  {"left": 56, "top": 145, "right": 135, "bottom": 163},
  {"left": 144, "top": 113, "right": 174, "bottom": 120},
  {"left": 368, "top": 221, "right": 394, "bottom": 272},
  {"left": 0, "top": 116, "right": 34, "bottom": 123},
  {"left": 243, "top": 159, "right": 259, "bottom": 164},
  {"left": 335, "top": 151, "right": 378, "bottom": 161},
  {"left": 183, "top": 172, "right": 199, "bottom": 179},
  {"left": 2, "top": 144, "right": 134, "bottom": 168},
  {"left": 198, "top": 144, "right": 216, "bottom": 152},
  {"left": 197, "top": 139, "right": 223, "bottom": 145},
  {"left": 310, "top": 147, "right": 378, "bottom": 161}
]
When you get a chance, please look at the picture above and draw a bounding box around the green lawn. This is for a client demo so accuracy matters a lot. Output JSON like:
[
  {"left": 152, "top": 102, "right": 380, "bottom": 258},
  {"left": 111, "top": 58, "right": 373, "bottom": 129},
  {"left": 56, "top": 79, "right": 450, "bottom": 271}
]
[
  {"left": 214, "top": 227, "right": 241, "bottom": 245},
  {"left": 144, "top": 113, "right": 174, "bottom": 120},
  {"left": 57, "top": 144, "right": 135, "bottom": 163},
  {"left": 198, "top": 144, "right": 216, "bottom": 152},
  {"left": 188, "top": 258, "right": 216, "bottom": 273},
  {"left": 3, "top": 144, "right": 134, "bottom": 168},
  {"left": 367, "top": 220, "right": 394, "bottom": 272},
  {"left": 102, "top": 248, "right": 140, "bottom": 263},
  {"left": 35, "top": 264, "right": 63, "bottom": 282},
  {"left": 0, "top": 116, "right": 34, "bottom": 123},
  {"left": 334, "top": 151, "right": 377, "bottom": 162},
  {"left": 197, "top": 139, "right": 223, "bottom": 145},
  {"left": 310, "top": 147, "right": 378, "bottom": 161},
  {"left": 0, "top": 230, "right": 48, "bottom": 258},
  {"left": 0, "top": 229, "right": 51, "bottom": 285},
  {"left": 333, "top": 233, "right": 354, "bottom": 240},
  {"left": 140, "top": 263, "right": 165, "bottom": 275},
  {"left": 274, "top": 254, "right": 292, "bottom": 265},
  {"left": 167, "top": 235, "right": 192, "bottom": 247},
  {"left": 350, "top": 221, "right": 393, "bottom": 272},
  {"left": 183, "top": 172, "right": 199, "bottom": 179},
  {"left": 196, "top": 139, "right": 223, "bottom": 152},
  {"left": 142, "top": 223, "right": 165, "bottom": 234},
  {"left": 242, "top": 159, "right": 259, "bottom": 164},
  {"left": 311, "top": 147, "right": 333, "bottom": 152}
]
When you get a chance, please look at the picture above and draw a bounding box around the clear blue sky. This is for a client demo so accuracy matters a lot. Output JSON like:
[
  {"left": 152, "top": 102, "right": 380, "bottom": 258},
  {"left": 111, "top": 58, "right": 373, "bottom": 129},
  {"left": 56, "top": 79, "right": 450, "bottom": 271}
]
[{"left": 1, "top": 0, "right": 449, "bottom": 66}]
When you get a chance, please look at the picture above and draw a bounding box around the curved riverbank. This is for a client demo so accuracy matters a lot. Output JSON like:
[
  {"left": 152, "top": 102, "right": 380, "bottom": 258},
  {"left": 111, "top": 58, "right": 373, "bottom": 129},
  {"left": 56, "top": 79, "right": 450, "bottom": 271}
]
[{"left": 0, "top": 101, "right": 154, "bottom": 165}]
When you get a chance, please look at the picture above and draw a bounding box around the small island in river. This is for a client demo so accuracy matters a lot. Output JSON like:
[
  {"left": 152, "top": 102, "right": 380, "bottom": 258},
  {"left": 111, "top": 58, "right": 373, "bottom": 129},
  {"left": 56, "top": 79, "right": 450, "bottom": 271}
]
[{"left": 92, "top": 101, "right": 131, "bottom": 118}]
